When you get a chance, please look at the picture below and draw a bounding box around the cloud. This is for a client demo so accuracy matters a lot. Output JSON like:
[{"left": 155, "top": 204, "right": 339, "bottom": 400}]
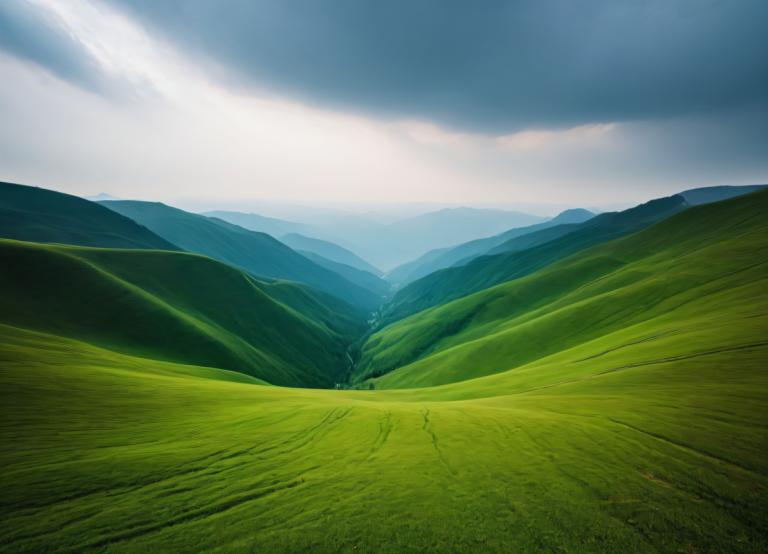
[
  {"left": 0, "top": 0, "right": 765, "bottom": 209},
  {"left": 106, "top": 0, "right": 768, "bottom": 133},
  {"left": 0, "top": 0, "right": 106, "bottom": 92}
]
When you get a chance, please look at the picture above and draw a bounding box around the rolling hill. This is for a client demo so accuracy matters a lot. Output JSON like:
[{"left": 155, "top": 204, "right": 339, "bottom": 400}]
[
  {"left": 280, "top": 233, "right": 382, "bottom": 275},
  {"left": 298, "top": 250, "right": 390, "bottom": 299},
  {"left": 100, "top": 201, "right": 382, "bottom": 312},
  {"left": 0, "top": 181, "right": 177, "bottom": 250},
  {"left": 203, "top": 210, "right": 311, "bottom": 237},
  {"left": 1, "top": 190, "right": 766, "bottom": 551},
  {"left": 382, "top": 194, "right": 688, "bottom": 323},
  {"left": 386, "top": 208, "right": 594, "bottom": 286},
  {"left": 0, "top": 239, "right": 364, "bottom": 387},
  {"left": 356, "top": 189, "right": 768, "bottom": 388}
]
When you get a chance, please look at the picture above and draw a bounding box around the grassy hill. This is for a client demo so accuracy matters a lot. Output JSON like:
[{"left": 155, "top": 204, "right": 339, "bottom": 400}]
[
  {"left": 387, "top": 208, "right": 594, "bottom": 286},
  {"left": 298, "top": 250, "right": 390, "bottom": 299},
  {"left": 356, "top": 190, "right": 768, "bottom": 388},
  {"left": 0, "top": 182, "right": 177, "bottom": 250},
  {"left": 281, "top": 233, "right": 382, "bottom": 275},
  {"left": 383, "top": 195, "right": 687, "bottom": 323},
  {"left": 0, "top": 239, "right": 364, "bottom": 387},
  {"left": 1, "top": 187, "right": 766, "bottom": 552},
  {"left": 101, "top": 201, "right": 382, "bottom": 312},
  {"left": 1, "top": 229, "right": 766, "bottom": 551}
]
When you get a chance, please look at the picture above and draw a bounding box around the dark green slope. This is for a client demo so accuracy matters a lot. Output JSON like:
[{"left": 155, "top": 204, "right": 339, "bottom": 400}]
[
  {"left": 680, "top": 184, "right": 767, "bottom": 205},
  {"left": 280, "top": 232, "right": 382, "bottom": 275},
  {"left": 100, "top": 201, "right": 381, "bottom": 312},
  {"left": 386, "top": 208, "right": 594, "bottom": 286},
  {"left": 383, "top": 195, "right": 687, "bottom": 323},
  {"left": 0, "top": 182, "right": 177, "bottom": 250},
  {"left": 357, "top": 189, "right": 768, "bottom": 387},
  {"left": 298, "top": 250, "right": 390, "bottom": 298},
  {"left": 0, "top": 239, "right": 361, "bottom": 387}
]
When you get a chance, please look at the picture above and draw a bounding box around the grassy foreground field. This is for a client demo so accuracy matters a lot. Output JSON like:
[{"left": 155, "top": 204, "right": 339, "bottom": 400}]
[
  {"left": 1, "top": 313, "right": 767, "bottom": 552},
  {"left": 1, "top": 192, "right": 767, "bottom": 552}
]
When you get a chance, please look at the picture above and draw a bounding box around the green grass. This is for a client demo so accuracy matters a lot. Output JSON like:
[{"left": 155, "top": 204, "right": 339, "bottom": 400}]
[
  {"left": 0, "top": 239, "right": 364, "bottom": 387},
  {"left": 1, "top": 191, "right": 767, "bottom": 552},
  {"left": 358, "top": 190, "right": 768, "bottom": 388},
  {"left": 383, "top": 194, "right": 686, "bottom": 322},
  {"left": 1, "top": 317, "right": 766, "bottom": 552}
]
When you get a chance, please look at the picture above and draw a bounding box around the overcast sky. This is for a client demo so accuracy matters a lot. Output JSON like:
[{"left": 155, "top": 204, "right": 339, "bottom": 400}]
[{"left": 0, "top": 0, "right": 766, "bottom": 210}]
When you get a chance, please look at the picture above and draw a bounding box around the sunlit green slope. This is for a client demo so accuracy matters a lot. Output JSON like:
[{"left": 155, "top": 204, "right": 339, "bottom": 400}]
[
  {"left": 1, "top": 308, "right": 766, "bottom": 552},
  {"left": 386, "top": 208, "right": 594, "bottom": 287},
  {"left": 383, "top": 195, "right": 687, "bottom": 323},
  {"left": 357, "top": 190, "right": 768, "bottom": 388},
  {"left": 0, "top": 239, "right": 364, "bottom": 387}
]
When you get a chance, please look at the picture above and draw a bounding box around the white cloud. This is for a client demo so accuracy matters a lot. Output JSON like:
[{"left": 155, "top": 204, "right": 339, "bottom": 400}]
[{"left": 0, "top": 0, "right": 765, "bottom": 210}]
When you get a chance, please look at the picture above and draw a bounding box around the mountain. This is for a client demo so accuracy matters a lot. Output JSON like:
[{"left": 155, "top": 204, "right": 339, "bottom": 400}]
[
  {"left": 280, "top": 233, "right": 382, "bottom": 275},
  {"left": 386, "top": 208, "right": 594, "bottom": 286},
  {"left": 382, "top": 195, "right": 687, "bottom": 323},
  {"left": 298, "top": 251, "right": 390, "bottom": 299},
  {"left": 0, "top": 182, "right": 177, "bottom": 250},
  {"left": 369, "top": 207, "right": 545, "bottom": 270},
  {"left": 85, "top": 193, "right": 119, "bottom": 201},
  {"left": 209, "top": 206, "right": 546, "bottom": 270},
  {"left": 203, "top": 210, "right": 311, "bottom": 238},
  {"left": 356, "top": 189, "right": 768, "bottom": 388},
  {"left": 100, "top": 200, "right": 382, "bottom": 311},
  {"left": 3, "top": 193, "right": 766, "bottom": 553},
  {"left": 0, "top": 239, "right": 363, "bottom": 387},
  {"left": 679, "top": 184, "right": 767, "bottom": 205}
]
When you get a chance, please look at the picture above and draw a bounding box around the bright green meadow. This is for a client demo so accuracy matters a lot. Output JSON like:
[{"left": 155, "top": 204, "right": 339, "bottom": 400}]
[{"left": 1, "top": 189, "right": 767, "bottom": 552}]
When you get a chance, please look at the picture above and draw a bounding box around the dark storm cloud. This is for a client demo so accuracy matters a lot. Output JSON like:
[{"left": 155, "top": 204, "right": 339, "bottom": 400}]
[
  {"left": 107, "top": 0, "right": 768, "bottom": 132},
  {"left": 0, "top": 1, "right": 105, "bottom": 92}
]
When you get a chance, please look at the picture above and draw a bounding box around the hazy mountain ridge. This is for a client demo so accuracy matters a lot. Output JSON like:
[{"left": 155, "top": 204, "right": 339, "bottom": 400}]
[
  {"left": 381, "top": 195, "right": 689, "bottom": 323},
  {"left": 280, "top": 233, "right": 382, "bottom": 275},
  {"left": 100, "top": 200, "right": 382, "bottom": 312},
  {"left": 387, "top": 208, "right": 594, "bottom": 286},
  {"left": 211, "top": 205, "right": 547, "bottom": 270}
]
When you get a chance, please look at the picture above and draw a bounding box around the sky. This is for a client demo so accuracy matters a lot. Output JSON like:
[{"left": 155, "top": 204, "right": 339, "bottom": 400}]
[{"left": 0, "top": 0, "right": 766, "bottom": 212}]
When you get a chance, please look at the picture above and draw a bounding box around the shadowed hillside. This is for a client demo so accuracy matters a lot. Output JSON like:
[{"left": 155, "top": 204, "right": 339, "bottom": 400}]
[
  {"left": 0, "top": 240, "right": 364, "bottom": 387},
  {"left": 101, "top": 200, "right": 383, "bottom": 312},
  {"left": 0, "top": 182, "right": 177, "bottom": 250}
]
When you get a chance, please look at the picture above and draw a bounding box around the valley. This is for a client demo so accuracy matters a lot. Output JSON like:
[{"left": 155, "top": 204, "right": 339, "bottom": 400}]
[{"left": 1, "top": 181, "right": 766, "bottom": 552}]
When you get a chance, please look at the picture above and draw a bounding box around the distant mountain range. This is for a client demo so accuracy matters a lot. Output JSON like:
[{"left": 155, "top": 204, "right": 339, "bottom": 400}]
[
  {"left": 279, "top": 233, "right": 383, "bottom": 276},
  {"left": 211, "top": 206, "right": 546, "bottom": 270},
  {"left": 386, "top": 208, "right": 595, "bottom": 286},
  {"left": 100, "top": 200, "right": 384, "bottom": 312},
  {"left": 381, "top": 195, "right": 688, "bottom": 323}
]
